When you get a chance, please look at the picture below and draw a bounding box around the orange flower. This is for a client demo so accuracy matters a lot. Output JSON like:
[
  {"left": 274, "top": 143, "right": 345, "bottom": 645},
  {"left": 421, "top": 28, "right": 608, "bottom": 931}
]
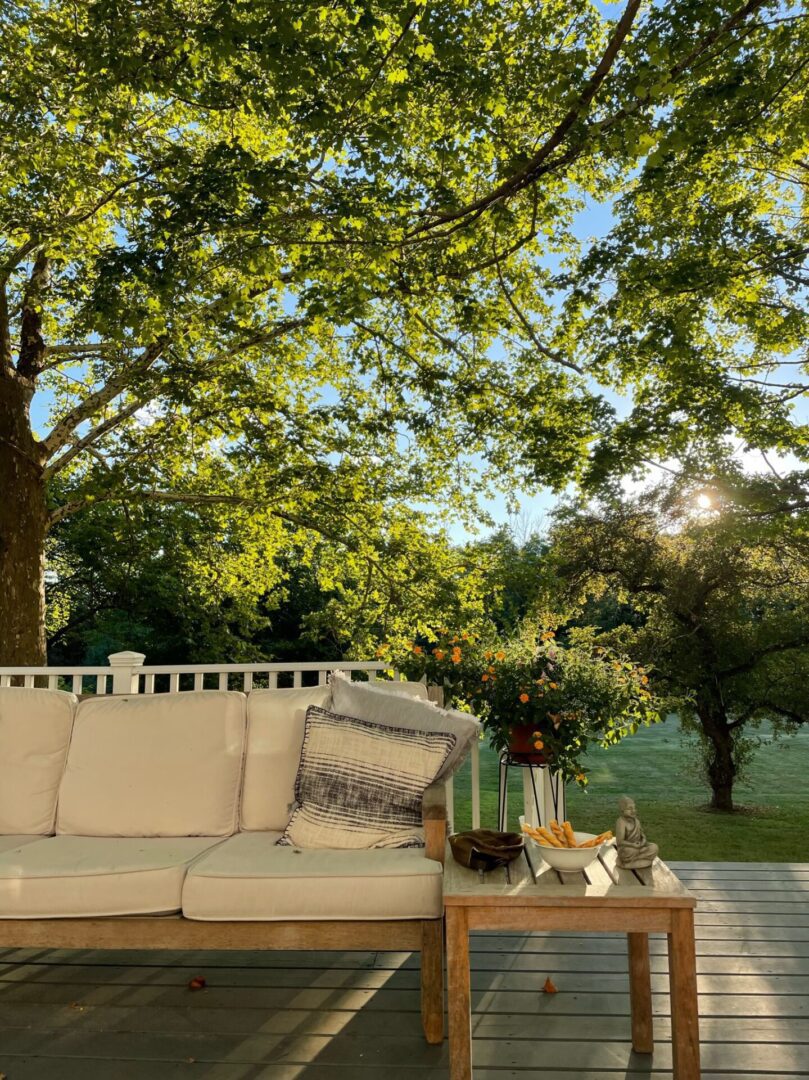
[
  {"left": 484, "top": 650, "right": 493, "bottom": 660},
  {"left": 533, "top": 738, "right": 544, "bottom": 750},
  {"left": 519, "top": 692, "right": 530, "bottom": 704},
  {"left": 450, "top": 636, "right": 458, "bottom": 644},
  {"left": 433, "top": 648, "right": 446, "bottom": 660},
  {"left": 641, "top": 675, "right": 649, "bottom": 685},
  {"left": 461, "top": 631, "right": 470, "bottom": 640},
  {"left": 549, "top": 682, "right": 558, "bottom": 690},
  {"left": 540, "top": 630, "right": 555, "bottom": 640},
  {"left": 495, "top": 650, "right": 506, "bottom": 661},
  {"left": 481, "top": 673, "right": 489, "bottom": 682},
  {"left": 413, "top": 645, "right": 423, "bottom": 655},
  {"left": 575, "top": 772, "right": 586, "bottom": 783},
  {"left": 451, "top": 653, "right": 462, "bottom": 664},
  {"left": 488, "top": 665, "right": 496, "bottom": 674},
  {"left": 375, "top": 644, "right": 389, "bottom": 658}
]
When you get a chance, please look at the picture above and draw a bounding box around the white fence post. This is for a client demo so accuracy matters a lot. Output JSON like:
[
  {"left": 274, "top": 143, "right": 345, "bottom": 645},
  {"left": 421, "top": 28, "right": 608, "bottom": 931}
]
[{"left": 108, "top": 651, "right": 146, "bottom": 694}]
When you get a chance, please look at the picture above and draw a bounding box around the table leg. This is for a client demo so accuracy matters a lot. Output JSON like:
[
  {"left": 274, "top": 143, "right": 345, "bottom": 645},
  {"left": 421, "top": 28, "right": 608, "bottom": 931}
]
[
  {"left": 668, "top": 908, "right": 701, "bottom": 1079},
  {"left": 627, "top": 932, "right": 653, "bottom": 1053},
  {"left": 446, "top": 907, "right": 472, "bottom": 1080}
]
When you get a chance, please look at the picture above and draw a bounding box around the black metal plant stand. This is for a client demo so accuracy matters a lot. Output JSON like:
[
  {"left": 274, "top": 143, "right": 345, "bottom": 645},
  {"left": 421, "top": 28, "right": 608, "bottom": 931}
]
[{"left": 497, "top": 751, "right": 564, "bottom": 832}]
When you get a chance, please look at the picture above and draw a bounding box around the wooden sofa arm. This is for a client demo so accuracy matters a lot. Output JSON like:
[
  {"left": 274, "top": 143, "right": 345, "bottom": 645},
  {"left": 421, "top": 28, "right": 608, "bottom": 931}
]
[{"left": 422, "top": 781, "right": 447, "bottom": 864}]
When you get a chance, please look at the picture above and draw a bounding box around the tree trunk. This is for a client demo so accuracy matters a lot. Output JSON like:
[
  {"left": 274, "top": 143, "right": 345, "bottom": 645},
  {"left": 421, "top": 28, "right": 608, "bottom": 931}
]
[
  {"left": 0, "top": 371, "right": 48, "bottom": 665},
  {"left": 699, "top": 705, "right": 736, "bottom": 811}
]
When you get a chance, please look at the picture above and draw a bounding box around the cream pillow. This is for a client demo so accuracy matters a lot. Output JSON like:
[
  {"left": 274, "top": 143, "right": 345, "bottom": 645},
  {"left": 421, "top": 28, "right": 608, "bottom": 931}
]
[
  {"left": 373, "top": 679, "right": 429, "bottom": 700},
  {"left": 329, "top": 673, "right": 479, "bottom": 779}
]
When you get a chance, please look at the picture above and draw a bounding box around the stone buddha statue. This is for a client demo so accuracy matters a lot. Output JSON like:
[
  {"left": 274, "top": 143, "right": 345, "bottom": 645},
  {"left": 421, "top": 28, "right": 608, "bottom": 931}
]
[{"left": 615, "top": 796, "right": 658, "bottom": 870}]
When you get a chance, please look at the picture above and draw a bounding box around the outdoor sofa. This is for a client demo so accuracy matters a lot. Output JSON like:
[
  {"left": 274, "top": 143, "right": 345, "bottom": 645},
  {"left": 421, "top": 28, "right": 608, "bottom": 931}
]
[{"left": 0, "top": 683, "right": 456, "bottom": 1044}]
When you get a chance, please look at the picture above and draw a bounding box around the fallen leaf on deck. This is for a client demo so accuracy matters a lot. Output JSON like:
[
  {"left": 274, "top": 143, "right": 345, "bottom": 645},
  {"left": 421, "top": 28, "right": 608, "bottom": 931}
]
[
  {"left": 543, "top": 977, "right": 558, "bottom": 993},
  {"left": 187, "top": 976, "right": 207, "bottom": 991}
]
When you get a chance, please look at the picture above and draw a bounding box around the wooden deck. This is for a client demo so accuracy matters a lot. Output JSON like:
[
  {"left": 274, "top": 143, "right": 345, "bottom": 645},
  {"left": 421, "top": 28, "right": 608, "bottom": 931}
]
[{"left": 0, "top": 861, "right": 807, "bottom": 1079}]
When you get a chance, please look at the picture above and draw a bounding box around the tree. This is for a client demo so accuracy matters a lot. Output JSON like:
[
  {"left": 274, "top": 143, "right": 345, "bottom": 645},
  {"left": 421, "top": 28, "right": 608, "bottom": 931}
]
[
  {"left": 551, "top": 474, "right": 809, "bottom": 810},
  {"left": 563, "top": 4, "right": 809, "bottom": 486},
  {"left": 1, "top": 0, "right": 790, "bottom": 662}
]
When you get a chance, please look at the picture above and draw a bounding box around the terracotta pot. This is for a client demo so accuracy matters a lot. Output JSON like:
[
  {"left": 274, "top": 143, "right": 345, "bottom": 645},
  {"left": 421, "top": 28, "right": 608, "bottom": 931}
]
[{"left": 507, "top": 723, "right": 550, "bottom": 765}]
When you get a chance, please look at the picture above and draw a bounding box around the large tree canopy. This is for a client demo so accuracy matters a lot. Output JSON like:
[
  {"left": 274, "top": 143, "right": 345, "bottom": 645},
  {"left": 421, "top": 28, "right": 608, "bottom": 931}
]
[{"left": 1, "top": 0, "right": 803, "bottom": 662}]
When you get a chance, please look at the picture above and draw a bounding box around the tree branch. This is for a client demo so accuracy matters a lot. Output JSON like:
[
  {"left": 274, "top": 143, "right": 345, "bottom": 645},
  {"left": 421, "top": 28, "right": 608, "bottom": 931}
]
[
  {"left": 17, "top": 250, "right": 49, "bottom": 379},
  {"left": 41, "top": 337, "right": 167, "bottom": 458},
  {"left": 43, "top": 398, "right": 149, "bottom": 479},
  {"left": 408, "top": 0, "right": 643, "bottom": 236},
  {"left": 720, "top": 637, "right": 809, "bottom": 679}
]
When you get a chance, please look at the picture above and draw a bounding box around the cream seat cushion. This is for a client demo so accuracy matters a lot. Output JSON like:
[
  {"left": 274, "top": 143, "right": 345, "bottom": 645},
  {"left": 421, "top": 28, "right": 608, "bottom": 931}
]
[
  {"left": 0, "top": 687, "right": 76, "bottom": 833},
  {"left": 242, "top": 686, "right": 331, "bottom": 831},
  {"left": 182, "top": 831, "right": 443, "bottom": 921},
  {"left": 0, "top": 836, "right": 224, "bottom": 918},
  {"left": 0, "top": 836, "right": 48, "bottom": 856},
  {"left": 57, "top": 691, "right": 246, "bottom": 837}
]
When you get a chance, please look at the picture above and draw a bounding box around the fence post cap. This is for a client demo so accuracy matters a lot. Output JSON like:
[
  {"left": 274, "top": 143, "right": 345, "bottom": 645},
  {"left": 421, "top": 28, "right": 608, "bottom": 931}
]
[{"left": 107, "top": 651, "right": 146, "bottom": 666}]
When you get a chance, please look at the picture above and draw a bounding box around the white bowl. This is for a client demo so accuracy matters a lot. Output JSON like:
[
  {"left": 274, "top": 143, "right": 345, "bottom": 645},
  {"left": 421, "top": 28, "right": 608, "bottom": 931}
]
[{"left": 524, "top": 829, "right": 609, "bottom": 872}]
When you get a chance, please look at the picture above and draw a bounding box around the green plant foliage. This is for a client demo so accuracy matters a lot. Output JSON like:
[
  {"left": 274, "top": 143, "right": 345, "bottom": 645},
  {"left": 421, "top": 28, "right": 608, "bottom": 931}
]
[{"left": 389, "top": 627, "right": 660, "bottom": 784}]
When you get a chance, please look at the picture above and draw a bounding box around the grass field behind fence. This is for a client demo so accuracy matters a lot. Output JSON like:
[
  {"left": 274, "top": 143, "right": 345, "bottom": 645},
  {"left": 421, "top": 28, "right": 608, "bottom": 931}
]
[{"left": 452, "top": 717, "right": 809, "bottom": 861}]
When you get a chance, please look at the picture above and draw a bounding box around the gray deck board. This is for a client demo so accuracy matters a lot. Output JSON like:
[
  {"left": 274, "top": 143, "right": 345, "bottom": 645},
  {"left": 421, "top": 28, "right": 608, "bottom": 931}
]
[{"left": 0, "top": 861, "right": 807, "bottom": 1077}]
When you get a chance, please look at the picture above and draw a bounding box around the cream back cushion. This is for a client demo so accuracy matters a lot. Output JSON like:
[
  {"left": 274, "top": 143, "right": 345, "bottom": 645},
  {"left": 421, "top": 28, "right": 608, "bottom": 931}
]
[
  {"left": 330, "top": 674, "right": 480, "bottom": 779},
  {"left": 242, "top": 685, "right": 331, "bottom": 831},
  {"left": 56, "top": 691, "right": 246, "bottom": 837},
  {"left": 0, "top": 688, "right": 76, "bottom": 834}
]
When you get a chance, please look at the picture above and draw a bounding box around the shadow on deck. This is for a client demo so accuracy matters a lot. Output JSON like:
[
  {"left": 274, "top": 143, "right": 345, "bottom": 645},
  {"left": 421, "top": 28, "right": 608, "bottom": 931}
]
[{"left": 0, "top": 862, "right": 807, "bottom": 1079}]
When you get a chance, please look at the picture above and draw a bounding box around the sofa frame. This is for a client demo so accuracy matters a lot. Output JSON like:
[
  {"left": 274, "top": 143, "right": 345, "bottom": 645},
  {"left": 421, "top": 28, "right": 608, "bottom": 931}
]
[{"left": 0, "top": 784, "right": 448, "bottom": 1045}]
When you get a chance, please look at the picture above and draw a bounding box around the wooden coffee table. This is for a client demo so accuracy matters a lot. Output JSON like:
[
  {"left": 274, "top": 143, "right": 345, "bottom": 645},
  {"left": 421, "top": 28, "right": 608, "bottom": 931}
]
[{"left": 443, "top": 840, "right": 700, "bottom": 1079}]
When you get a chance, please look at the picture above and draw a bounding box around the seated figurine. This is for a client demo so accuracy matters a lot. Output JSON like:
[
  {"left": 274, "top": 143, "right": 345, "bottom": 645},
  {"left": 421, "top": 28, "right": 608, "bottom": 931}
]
[{"left": 615, "top": 795, "right": 658, "bottom": 870}]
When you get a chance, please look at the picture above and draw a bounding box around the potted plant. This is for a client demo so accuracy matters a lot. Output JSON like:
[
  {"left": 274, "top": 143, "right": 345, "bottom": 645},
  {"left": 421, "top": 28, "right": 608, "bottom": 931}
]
[{"left": 386, "top": 627, "right": 659, "bottom": 788}]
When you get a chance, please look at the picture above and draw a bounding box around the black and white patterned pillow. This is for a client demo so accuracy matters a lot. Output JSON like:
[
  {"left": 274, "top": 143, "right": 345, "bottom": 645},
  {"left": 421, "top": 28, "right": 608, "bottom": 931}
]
[{"left": 277, "top": 705, "right": 456, "bottom": 849}]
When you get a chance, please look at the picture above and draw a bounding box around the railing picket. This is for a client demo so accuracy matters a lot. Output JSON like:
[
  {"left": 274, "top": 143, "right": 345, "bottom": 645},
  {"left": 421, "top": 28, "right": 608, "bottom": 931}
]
[
  {"left": 445, "top": 774, "right": 455, "bottom": 835},
  {"left": 243, "top": 672, "right": 253, "bottom": 692},
  {"left": 194, "top": 673, "right": 204, "bottom": 691},
  {"left": 96, "top": 675, "right": 107, "bottom": 695},
  {"left": 48, "top": 675, "right": 58, "bottom": 690},
  {"left": 268, "top": 672, "right": 278, "bottom": 689},
  {"left": 218, "top": 672, "right": 228, "bottom": 691},
  {"left": 317, "top": 669, "right": 328, "bottom": 685},
  {"left": 471, "top": 739, "right": 481, "bottom": 830},
  {"left": 169, "top": 673, "right": 179, "bottom": 694},
  {"left": 71, "top": 675, "right": 82, "bottom": 695},
  {"left": 23, "top": 675, "right": 34, "bottom": 688},
  {"left": 292, "top": 670, "right": 302, "bottom": 688},
  {"left": 144, "top": 674, "right": 155, "bottom": 694}
]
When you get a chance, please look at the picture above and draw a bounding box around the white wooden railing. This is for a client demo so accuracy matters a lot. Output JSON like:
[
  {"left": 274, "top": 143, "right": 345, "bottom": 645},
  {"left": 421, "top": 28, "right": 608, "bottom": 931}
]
[{"left": 0, "top": 650, "right": 482, "bottom": 831}]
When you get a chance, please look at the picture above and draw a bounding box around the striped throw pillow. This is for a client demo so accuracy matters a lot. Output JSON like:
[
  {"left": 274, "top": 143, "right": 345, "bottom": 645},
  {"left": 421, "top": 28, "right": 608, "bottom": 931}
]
[{"left": 277, "top": 705, "right": 456, "bottom": 850}]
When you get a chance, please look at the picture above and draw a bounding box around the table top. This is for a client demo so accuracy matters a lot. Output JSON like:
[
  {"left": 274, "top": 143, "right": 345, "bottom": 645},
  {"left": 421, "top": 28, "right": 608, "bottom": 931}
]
[{"left": 443, "top": 838, "right": 695, "bottom": 909}]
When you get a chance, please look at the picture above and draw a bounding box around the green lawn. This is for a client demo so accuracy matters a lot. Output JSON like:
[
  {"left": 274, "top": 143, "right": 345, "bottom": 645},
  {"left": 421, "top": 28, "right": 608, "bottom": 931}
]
[{"left": 452, "top": 717, "right": 809, "bottom": 861}]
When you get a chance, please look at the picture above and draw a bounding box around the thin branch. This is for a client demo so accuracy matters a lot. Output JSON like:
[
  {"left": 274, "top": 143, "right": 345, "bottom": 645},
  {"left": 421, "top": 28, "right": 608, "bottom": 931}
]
[{"left": 493, "top": 253, "right": 584, "bottom": 375}]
